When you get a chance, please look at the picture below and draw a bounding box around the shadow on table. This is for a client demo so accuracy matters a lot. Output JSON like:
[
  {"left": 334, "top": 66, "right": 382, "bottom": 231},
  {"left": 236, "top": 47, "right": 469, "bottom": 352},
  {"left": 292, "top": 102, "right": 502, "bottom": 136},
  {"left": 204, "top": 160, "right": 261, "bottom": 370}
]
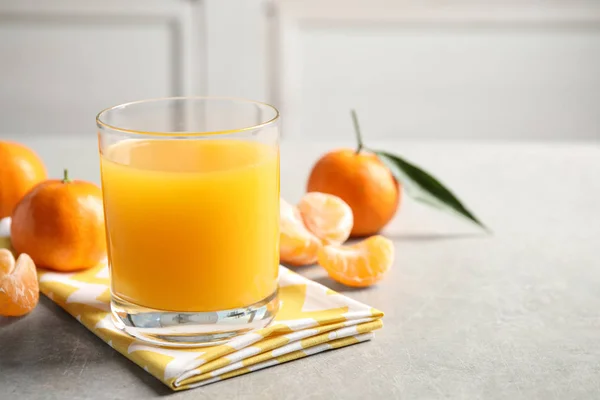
[
  {"left": 384, "top": 232, "right": 487, "bottom": 241},
  {"left": 0, "top": 314, "right": 26, "bottom": 328},
  {"left": 310, "top": 276, "right": 377, "bottom": 293},
  {"left": 0, "top": 296, "right": 173, "bottom": 396}
]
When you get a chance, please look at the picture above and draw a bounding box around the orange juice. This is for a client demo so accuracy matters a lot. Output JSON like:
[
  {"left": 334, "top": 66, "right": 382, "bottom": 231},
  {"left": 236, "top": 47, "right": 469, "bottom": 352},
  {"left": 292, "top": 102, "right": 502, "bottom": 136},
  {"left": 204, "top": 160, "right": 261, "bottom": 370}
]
[{"left": 100, "top": 139, "right": 279, "bottom": 312}]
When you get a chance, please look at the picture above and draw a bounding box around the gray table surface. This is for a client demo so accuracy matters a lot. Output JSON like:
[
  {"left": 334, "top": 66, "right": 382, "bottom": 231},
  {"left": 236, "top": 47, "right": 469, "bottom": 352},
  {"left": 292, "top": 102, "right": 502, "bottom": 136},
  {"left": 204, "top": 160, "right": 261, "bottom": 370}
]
[{"left": 1, "top": 136, "right": 599, "bottom": 400}]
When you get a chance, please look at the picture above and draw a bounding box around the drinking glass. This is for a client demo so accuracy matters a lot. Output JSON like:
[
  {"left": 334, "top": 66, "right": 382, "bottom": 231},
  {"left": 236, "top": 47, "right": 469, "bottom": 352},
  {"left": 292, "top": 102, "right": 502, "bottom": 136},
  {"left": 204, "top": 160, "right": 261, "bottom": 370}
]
[{"left": 96, "top": 97, "right": 280, "bottom": 347}]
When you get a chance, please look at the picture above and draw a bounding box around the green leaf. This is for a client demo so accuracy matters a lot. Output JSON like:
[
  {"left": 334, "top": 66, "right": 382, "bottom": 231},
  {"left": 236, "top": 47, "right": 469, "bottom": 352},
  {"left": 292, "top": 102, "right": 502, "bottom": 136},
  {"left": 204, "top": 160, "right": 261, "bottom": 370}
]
[{"left": 374, "top": 150, "right": 488, "bottom": 231}]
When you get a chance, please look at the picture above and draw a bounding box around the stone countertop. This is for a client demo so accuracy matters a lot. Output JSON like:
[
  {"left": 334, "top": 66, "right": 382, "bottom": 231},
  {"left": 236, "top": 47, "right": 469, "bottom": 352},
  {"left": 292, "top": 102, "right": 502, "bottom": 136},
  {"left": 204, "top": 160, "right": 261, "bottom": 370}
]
[{"left": 1, "top": 136, "right": 599, "bottom": 399}]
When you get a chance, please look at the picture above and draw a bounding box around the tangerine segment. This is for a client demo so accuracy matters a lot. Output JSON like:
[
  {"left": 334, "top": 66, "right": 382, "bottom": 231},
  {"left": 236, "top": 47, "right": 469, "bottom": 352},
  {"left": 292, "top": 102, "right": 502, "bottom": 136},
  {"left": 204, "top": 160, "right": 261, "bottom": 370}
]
[
  {"left": 0, "top": 249, "right": 39, "bottom": 317},
  {"left": 280, "top": 198, "right": 321, "bottom": 266},
  {"left": 298, "top": 192, "right": 353, "bottom": 245},
  {"left": 317, "top": 235, "right": 394, "bottom": 287}
]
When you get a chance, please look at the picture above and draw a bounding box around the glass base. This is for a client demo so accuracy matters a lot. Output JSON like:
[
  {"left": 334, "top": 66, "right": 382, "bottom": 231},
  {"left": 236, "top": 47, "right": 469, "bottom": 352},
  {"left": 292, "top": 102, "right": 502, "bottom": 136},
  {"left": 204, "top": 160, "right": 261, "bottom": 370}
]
[{"left": 110, "top": 290, "right": 279, "bottom": 348}]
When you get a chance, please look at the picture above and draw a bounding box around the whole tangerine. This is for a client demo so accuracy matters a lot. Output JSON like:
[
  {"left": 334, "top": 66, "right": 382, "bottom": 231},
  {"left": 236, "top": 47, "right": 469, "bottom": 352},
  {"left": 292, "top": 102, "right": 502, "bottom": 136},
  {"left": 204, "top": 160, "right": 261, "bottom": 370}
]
[
  {"left": 0, "top": 141, "right": 47, "bottom": 219},
  {"left": 11, "top": 169, "right": 106, "bottom": 271},
  {"left": 307, "top": 150, "right": 400, "bottom": 237},
  {"left": 306, "top": 111, "right": 400, "bottom": 237}
]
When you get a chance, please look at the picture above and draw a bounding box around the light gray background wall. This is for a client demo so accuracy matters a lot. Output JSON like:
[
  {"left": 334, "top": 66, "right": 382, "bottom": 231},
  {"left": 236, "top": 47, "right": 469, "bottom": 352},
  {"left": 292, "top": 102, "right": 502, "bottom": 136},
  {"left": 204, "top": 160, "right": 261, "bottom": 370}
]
[{"left": 0, "top": 0, "right": 599, "bottom": 141}]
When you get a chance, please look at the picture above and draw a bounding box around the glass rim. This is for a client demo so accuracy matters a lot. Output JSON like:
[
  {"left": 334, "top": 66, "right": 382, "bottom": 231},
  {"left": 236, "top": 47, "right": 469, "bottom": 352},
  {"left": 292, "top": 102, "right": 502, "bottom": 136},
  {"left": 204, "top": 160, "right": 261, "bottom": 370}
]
[{"left": 96, "top": 96, "right": 280, "bottom": 137}]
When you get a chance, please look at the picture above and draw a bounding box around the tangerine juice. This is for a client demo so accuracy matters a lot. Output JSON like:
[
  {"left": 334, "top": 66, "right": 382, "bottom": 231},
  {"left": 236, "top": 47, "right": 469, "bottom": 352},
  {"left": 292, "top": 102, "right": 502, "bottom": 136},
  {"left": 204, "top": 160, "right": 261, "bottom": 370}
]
[{"left": 100, "top": 139, "right": 279, "bottom": 312}]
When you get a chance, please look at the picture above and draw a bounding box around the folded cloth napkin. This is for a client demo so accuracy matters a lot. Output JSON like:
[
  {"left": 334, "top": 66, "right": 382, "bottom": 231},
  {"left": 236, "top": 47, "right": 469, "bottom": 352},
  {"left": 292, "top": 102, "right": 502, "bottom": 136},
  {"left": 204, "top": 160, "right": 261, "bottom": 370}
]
[{"left": 0, "top": 219, "right": 383, "bottom": 391}]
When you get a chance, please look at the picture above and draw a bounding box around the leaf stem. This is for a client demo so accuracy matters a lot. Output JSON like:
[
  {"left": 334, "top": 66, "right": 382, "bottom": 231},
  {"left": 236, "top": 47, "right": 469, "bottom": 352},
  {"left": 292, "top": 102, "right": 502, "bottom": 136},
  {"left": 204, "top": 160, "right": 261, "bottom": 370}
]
[
  {"left": 351, "top": 109, "right": 364, "bottom": 154},
  {"left": 63, "top": 168, "right": 71, "bottom": 183}
]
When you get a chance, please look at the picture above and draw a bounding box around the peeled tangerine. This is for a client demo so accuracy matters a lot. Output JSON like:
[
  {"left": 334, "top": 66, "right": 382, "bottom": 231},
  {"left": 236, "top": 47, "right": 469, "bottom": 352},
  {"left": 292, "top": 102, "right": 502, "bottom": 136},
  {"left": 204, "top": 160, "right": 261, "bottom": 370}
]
[
  {"left": 298, "top": 192, "right": 353, "bottom": 245},
  {"left": 317, "top": 235, "right": 394, "bottom": 288},
  {"left": 279, "top": 198, "right": 321, "bottom": 266},
  {"left": 0, "top": 249, "right": 39, "bottom": 316},
  {"left": 280, "top": 193, "right": 354, "bottom": 266}
]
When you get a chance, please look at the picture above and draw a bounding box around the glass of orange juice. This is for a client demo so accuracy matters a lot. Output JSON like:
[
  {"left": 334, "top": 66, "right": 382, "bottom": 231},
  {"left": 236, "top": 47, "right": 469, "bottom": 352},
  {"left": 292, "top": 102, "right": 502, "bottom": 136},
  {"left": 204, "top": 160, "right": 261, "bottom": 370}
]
[{"left": 96, "top": 97, "right": 280, "bottom": 347}]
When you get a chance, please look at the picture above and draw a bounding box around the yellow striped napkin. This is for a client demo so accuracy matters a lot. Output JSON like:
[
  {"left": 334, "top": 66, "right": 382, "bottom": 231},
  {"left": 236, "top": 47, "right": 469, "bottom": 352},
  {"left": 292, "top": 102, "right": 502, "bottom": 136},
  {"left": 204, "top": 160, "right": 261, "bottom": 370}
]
[{"left": 0, "top": 218, "right": 383, "bottom": 391}]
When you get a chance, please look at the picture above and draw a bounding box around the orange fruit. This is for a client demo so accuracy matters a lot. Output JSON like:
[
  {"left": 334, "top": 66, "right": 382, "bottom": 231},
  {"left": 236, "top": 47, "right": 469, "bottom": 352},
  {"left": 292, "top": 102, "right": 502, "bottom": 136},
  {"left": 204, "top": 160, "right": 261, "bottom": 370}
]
[
  {"left": 279, "top": 198, "right": 321, "bottom": 266},
  {"left": 307, "top": 149, "right": 400, "bottom": 237},
  {"left": 317, "top": 235, "right": 394, "bottom": 287},
  {"left": 297, "top": 192, "right": 353, "bottom": 245},
  {"left": 0, "top": 141, "right": 47, "bottom": 219},
  {"left": 0, "top": 249, "right": 39, "bottom": 316},
  {"left": 11, "top": 170, "right": 106, "bottom": 271}
]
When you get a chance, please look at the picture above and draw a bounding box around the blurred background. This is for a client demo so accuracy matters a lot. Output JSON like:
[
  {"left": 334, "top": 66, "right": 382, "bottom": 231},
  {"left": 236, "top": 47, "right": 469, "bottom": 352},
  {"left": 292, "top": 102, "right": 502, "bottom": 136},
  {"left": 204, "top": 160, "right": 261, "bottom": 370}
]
[{"left": 0, "top": 0, "right": 599, "bottom": 141}]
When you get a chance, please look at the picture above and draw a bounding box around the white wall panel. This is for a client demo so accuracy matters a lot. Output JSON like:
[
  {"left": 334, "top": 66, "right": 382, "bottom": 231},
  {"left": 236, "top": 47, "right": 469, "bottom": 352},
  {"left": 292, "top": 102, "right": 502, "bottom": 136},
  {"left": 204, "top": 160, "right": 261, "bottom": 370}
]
[
  {"left": 272, "top": 0, "right": 600, "bottom": 141},
  {"left": 0, "top": 0, "right": 201, "bottom": 137}
]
